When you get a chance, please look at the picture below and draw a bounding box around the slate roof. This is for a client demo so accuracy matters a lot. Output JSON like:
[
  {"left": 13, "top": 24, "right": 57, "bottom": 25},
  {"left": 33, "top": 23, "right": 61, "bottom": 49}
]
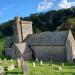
[{"left": 25, "top": 31, "right": 69, "bottom": 46}]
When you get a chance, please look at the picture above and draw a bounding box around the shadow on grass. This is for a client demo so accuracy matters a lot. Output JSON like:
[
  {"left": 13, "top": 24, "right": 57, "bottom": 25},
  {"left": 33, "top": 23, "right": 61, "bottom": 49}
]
[{"left": 4, "top": 72, "right": 23, "bottom": 75}]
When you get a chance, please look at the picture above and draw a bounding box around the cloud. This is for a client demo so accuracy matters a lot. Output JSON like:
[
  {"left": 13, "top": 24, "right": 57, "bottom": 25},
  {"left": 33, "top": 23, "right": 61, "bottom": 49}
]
[
  {"left": 37, "top": 0, "right": 53, "bottom": 11},
  {"left": 58, "top": 0, "right": 75, "bottom": 9}
]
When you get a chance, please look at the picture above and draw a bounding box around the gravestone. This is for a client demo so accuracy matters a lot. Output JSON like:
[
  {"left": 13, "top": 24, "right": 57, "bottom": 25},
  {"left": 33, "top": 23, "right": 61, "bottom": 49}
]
[
  {"left": 62, "top": 63, "right": 64, "bottom": 67},
  {"left": 21, "top": 64, "right": 28, "bottom": 75},
  {"left": 10, "top": 59, "right": 13, "bottom": 62},
  {"left": 0, "top": 66, "right": 4, "bottom": 75},
  {"left": 17, "top": 58, "right": 21, "bottom": 67},
  {"left": 7, "top": 64, "right": 15, "bottom": 71},
  {"left": 36, "top": 58, "right": 38, "bottom": 63},
  {"left": 33, "top": 62, "right": 35, "bottom": 67},
  {"left": 11, "top": 59, "right": 13, "bottom": 64},
  {"left": 59, "top": 66, "right": 62, "bottom": 71},
  {"left": 50, "top": 59, "right": 52, "bottom": 63},
  {"left": 40, "top": 60, "right": 43, "bottom": 66}
]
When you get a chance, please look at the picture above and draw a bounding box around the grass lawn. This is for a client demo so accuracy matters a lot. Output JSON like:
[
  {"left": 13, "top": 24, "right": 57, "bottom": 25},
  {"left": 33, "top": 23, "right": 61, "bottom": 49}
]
[
  {"left": 0, "top": 60, "right": 75, "bottom": 75},
  {"left": 0, "top": 37, "right": 75, "bottom": 75}
]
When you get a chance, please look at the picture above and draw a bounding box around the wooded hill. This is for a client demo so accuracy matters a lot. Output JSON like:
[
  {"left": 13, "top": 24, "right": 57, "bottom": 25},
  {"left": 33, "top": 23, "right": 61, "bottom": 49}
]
[{"left": 0, "top": 7, "right": 75, "bottom": 37}]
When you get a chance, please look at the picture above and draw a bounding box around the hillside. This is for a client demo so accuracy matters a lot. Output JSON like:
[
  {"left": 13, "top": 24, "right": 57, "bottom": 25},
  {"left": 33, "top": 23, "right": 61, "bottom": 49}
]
[{"left": 0, "top": 7, "right": 75, "bottom": 37}]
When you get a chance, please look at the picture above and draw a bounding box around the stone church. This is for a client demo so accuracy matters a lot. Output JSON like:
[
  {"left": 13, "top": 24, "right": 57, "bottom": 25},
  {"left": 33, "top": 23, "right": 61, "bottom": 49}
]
[{"left": 5, "top": 17, "right": 75, "bottom": 63}]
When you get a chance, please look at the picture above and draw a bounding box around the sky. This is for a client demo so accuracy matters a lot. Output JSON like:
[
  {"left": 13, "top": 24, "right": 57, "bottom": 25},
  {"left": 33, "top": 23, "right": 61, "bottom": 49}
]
[{"left": 0, "top": 0, "right": 75, "bottom": 24}]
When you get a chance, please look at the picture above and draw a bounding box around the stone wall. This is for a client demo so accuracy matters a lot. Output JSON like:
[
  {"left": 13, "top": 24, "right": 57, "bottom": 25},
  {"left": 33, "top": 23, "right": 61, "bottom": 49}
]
[
  {"left": 66, "top": 30, "right": 75, "bottom": 63},
  {"left": 14, "top": 42, "right": 32, "bottom": 60},
  {"left": 21, "top": 21, "right": 33, "bottom": 41},
  {"left": 31, "top": 45, "right": 66, "bottom": 61}
]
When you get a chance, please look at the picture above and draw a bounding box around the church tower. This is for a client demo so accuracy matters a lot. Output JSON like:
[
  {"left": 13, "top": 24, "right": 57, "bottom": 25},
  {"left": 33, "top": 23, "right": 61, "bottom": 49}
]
[{"left": 13, "top": 17, "right": 33, "bottom": 43}]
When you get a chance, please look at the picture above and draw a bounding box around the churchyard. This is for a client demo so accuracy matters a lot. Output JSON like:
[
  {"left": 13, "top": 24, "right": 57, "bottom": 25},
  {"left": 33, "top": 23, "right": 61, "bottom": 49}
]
[
  {"left": 0, "top": 37, "right": 75, "bottom": 75},
  {"left": 0, "top": 59, "right": 75, "bottom": 75}
]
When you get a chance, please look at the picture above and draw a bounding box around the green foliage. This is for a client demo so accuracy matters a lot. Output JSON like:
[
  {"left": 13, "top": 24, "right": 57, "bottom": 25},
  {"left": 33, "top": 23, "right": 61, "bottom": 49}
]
[
  {"left": 0, "top": 7, "right": 75, "bottom": 36},
  {"left": 57, "top": 18, "right": 75, "bottom": 31},
  {"left": 0, "top": 20, "right": 13, "bottom": 36}
]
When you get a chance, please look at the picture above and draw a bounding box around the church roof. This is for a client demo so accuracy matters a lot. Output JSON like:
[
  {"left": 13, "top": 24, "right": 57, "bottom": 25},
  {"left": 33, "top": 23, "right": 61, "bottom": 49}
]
[{"left": 25, "top": 31, "right": 69, "bottom": 46}]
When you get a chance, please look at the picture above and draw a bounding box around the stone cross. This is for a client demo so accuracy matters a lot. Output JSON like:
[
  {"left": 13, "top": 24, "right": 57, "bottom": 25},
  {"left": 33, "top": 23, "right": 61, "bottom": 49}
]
[
  {"left": 40, "top": 60, "right": 43, "bottom": 66},
  {"left": 0, "top": 66, "right": 4, "bottom": 75},
  {"left": 21, "top": 64, "right": 28, "bottom": 75},
  {"left": 33, "top": 62, "right": 35, "bottom": 67}
]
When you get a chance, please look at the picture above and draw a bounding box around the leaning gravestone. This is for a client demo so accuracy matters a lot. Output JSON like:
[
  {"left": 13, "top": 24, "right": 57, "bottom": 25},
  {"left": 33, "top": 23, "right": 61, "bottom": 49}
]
[
  {"left": 7, "top": 64, "right": 15, "bottom": 71},
  {"left": 21, "top": 64, "right": 28, "bottom": 75},
  {"left": 0, "top": 66, "right": 4, "bottom": 75},
  {"left": 17, "top": 58, "right": 21, "bottom": 67}
]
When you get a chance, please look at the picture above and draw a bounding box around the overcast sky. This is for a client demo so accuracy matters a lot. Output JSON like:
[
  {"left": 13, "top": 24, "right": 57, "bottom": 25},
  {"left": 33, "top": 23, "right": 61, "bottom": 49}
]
[{"left": 0, "top": 0, "right": 75, "bottom": 24}]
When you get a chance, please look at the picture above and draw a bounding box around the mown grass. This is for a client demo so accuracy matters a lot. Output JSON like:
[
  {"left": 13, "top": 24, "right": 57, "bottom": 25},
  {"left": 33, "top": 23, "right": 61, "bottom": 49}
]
[
  {"left": 0, "top": 60, "right": 75, "bottom": 75},
  {"left": 0, "top": 37, "right": 75, "bottom": 75}
]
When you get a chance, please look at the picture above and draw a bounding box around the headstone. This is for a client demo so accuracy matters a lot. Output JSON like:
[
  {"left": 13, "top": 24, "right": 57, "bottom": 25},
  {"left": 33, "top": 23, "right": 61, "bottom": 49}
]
[
  {"left": 21, "top": 64, "right": 28, "bottom": 75},
  {"left": 36, "top": 58, "right": 38, "bottom": 63},
  {"left": 62, "top": 63, "right": 64, "bottom": 67},
  {"left": 59, "top": 66, "right": 62, "bottom": 71},
  {"left": 7, "top": 64, "right": 15, "bottom": 71},
  {"left": 40, "top": 60, "right": 43, "bottom": 66},
  {"left": 0, "top": 66, "right": 4, "bottom": 74},
  {"left": 33, "top": 62, "right": 35, "bottom": 67},
  {"left": 11, "top": 59, "right": 13, "bottom": 62},
  {"left": 50, "top": 59, "right": 52, "bottom": 63},
  {"left": 17, "top": 58, "right": 21, "bottom": 67},
  {"left": 11, "top": 59, "right": 13, "bottom": 64}
]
